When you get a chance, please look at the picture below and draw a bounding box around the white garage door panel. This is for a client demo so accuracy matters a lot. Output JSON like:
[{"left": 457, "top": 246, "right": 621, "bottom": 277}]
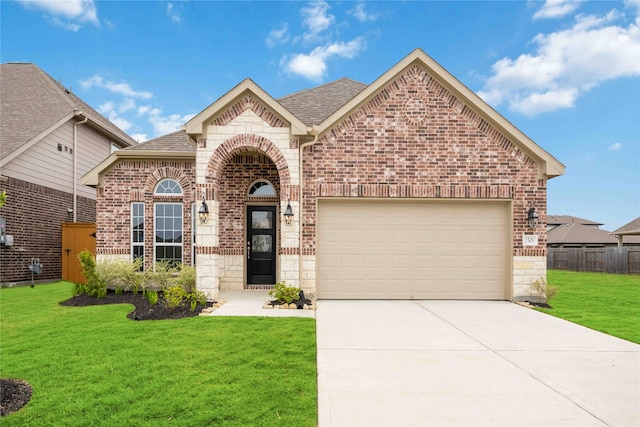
[{"left": 317, "top": 200, "right": 510, "bottom": 300}]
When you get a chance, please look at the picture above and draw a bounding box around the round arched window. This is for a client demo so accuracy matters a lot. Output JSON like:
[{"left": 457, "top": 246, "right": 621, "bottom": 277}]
[
  {"left": 155, "top": 179, "right": 183, "bottom": 195},
  {"left": 248, "top": 180, "right": 276, "bottom": 197}
]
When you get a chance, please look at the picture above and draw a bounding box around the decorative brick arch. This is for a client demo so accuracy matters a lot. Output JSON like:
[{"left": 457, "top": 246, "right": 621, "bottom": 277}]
[
  {"left": 206, "top": 134, "right": 291, "bottom": 186},
  {"left": 144, "top": 166, "right": 194, "bottom": 201}
]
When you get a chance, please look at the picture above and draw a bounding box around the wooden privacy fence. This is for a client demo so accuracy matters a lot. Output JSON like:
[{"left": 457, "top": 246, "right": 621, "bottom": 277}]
[{"left": 547, "top": 247, "right": 640, "bottom": 274}]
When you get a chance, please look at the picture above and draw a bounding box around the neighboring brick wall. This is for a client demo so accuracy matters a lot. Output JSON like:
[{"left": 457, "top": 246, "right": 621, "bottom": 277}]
[
  {"left": 218, "top": 153, "right": 280, "bottom": 250},
  {"left": 302, "top": 64, "right": 547, "bottom": 255},
  {"left": 97, "top": 160, "right": 196, "bottom": 271},
  {"left": 0, "top": 176, "right": 95, "bottom": 284}
]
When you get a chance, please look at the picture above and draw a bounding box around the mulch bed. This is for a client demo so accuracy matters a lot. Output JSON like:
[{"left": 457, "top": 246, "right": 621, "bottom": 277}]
[
  {"left": 59, "top": 289, "right": 214, "bottom": 321},
  {"left": 0, "top": 379, "right": 32, "bottom": 417}
]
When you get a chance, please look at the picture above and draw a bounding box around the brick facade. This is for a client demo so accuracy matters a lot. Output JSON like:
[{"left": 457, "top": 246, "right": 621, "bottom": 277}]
[
  {"left": 97, "top": 160, "right": 196, "bottom": 271},
  {"left": 0, "top": 176, "right": 95, "bottom": 284}
]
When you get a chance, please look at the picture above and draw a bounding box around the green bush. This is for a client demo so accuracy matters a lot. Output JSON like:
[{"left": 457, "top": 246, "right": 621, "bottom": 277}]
[
  {"left": 175, "top": 264, "right": 196, "bottom": 293},
  {"left": 164, "top": 285, "right": 186, "bottom": 310},
  {"left": 76, "top": 250, "right": 107, "bottom": 298},
  {"left": 145, "top": 290, "right": 159, "bottom": 305},
  {"left": 145, "top": 261, "right": 176, "bottom": 290},
  {"left": 268, "top": 281, "right": 300, "bottom": 304}
]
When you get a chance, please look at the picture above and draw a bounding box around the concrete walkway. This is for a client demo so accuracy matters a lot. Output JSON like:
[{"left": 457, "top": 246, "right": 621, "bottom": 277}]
[
  {"left": 316, "top": 300, "right": 640, "bottom": 426},
  {"left": 207, "top": 290, "right": 315, "bottom": 318}
]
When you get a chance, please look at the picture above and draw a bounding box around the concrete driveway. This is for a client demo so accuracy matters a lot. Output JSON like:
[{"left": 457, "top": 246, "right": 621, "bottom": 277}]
[{"left": 316, "top": 301, "right": 639, "bottom": 426}]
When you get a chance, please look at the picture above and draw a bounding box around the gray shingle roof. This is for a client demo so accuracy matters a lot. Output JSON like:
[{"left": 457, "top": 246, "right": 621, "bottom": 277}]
[
  {"left": 1, "top": 63, "right": 136, "bottom": 160},
  {"left": 125, "top": 130, "right": 195, "bottom": 152},
  {"left": 547, "top": 215, "right": 603, "bottom": 226},
  {"left": 547, "top": 222, "right": 618, "bottom": 245},
  {"left": 278, "top": 78, "right": 367, "bottom": 126}
]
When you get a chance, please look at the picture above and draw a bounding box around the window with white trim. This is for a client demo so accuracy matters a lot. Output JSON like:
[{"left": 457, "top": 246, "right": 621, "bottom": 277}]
[
  {"left": 248, "top": 180, "right": 276, "bottom": 197},
  {"left": 155, "top": 178, "right": 183, "bottom": 195},
  {"left": 154, "top": 203, "right": 183, "bottom": 267},
  {"left": 131, "top": 202, "right": 144, "bottom": 270}
]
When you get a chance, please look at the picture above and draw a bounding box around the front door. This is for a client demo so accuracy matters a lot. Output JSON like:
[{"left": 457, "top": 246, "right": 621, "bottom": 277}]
[{"left": 247, "top": 206, "right": 276, "bottom": 285}]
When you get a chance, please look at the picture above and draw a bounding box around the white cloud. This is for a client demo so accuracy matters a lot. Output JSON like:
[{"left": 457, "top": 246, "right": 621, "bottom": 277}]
[
  {"left": 283, "top": 38, "right": 364, "bottom": 81},
  {"left": 80, "top": 75, "right": 153, "bottom": 99},
  {"left": 167, "top": 2, "right": 181, "bottom": 23},
  {"left": 130, "top": 133, "right": 148, "bottom": 143},
  {"left": 119, "top": 98, "right": 136, "bottom": 113},
  {"left": 478, "top": 9, "right": 640, "bottom": 115},
  {"left": 148, "top": 110, "right": 195, "bottom": 136},
  {"left": 533, "top": 0, "right": 584, "bottom": 20},
  {"left": 349, "top": 1, "right": 379, "bottom": 22},
  {"left": 298, "top": 1, "right": 335, "bottom": 43},
  {"left": 98, "top": 100, "right": 115, "bottom": 114},
  {"left": 266, "top": 24, "right": 289, "bottom": 47},
  {"left": 608, "top": 142, "right": 623, "bottom": 151},
  {"left": 137, "top": 106, "right": 151, "bottom": 115},
  {"left": 18, "top": 0, "right": 98, "bottom": 30}
]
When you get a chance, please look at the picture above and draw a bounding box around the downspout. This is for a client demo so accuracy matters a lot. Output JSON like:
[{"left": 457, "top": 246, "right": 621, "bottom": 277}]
[
  {"left": 73, "top": 112, "right": 88, "bottom": 223},
  {"left": 298, "top": 127, "right": 320, "bottom": 290}
]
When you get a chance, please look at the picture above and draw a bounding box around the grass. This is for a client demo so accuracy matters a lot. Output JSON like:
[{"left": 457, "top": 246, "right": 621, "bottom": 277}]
[
  {"left": 0, "top": 282, "right": 317, "bottom": 426},
  {"left": 539, "top": 270, "right": 640, "bottom": 344}
]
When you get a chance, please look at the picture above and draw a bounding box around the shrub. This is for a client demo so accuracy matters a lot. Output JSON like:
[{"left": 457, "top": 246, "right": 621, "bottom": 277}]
[
  {"left": 76, "top": 250, "right": 107, "bottom": 298},
  {"left": 175, "top": 264, "right": 196, "bottom": 293},
  {"left": 145, "top": 290, "right": 159, "bottom": 305},
  {"left": 145, "top": 261, "right": 176, "bottom": 290},
  {"left": 164, "top": 285, "right": 186, "bottom": 310},
  {"left": 268, "top": 281, "right": 300, "bottom": 304},
  {"left": 530, "top": 277, "right": 558, "bottom": 302}
]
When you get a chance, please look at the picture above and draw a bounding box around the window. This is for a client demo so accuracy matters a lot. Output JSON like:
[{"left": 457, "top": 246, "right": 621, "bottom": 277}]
[
  {"left": 248, "top": 180, "right": 276, "bottom": 197},
  {"left": 111, "top": 142, "right": 120, "bottom": 153},
  {"left": 131, "top": 203, "right": 144, "bottom": 270},
  {"left": 155, "top": 179, "right": 183, "bottom": 195},
  {"left": 154, "top": 203, "right": 183, "bottom": 267}
]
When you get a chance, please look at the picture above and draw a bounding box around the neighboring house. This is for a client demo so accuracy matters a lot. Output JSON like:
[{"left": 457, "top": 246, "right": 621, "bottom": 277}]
[
  {"left": 0, "top": 63, "right": 136, "bottom": 285},
  {"left": 83, "top": 49, "right": 565, "bottom": 301},
  {"left": 546, "top": 215, "right": 602, "bottom": 232},
  {"left": 612, "top": 217, "right": 640, "bottom": 247},
  {"left": 547, "top": 215, "right": 640, "bottom": 247}
]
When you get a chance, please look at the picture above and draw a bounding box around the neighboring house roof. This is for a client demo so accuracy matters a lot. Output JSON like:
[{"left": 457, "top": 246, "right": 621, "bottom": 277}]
[
  {"left": 612, "top": 217, "right": 640, "bottom": 236},
  {"left": 547, "top": 215, "right": 603, "bottom": 227},
  {"left": 277, "top": 78, "right": 367, "bottom": 126},
  {"left": 124, "top": 130, "right": 195, "bottom": 152},
  {"left": 547, "top": 222, "right": 619, "bottom": 245},
  {"left": 0, "top": 62, "right": 136, "bottom": 167}
]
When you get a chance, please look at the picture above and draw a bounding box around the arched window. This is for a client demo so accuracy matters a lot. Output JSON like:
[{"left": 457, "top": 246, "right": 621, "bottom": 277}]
[
  {"left": 248, "top": 180, "right": 276, "bottom": 197},
  {"left": 155, "top": 179, "right": 183, "bottom": 195}
]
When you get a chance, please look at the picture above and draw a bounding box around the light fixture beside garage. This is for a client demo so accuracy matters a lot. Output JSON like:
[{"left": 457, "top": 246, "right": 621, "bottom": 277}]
[
  {"left": 283, "top": 200, "right": 294, "bottom": 225},
  {"left": 527, "top": 205, "right": 539, "bottom": 228},
  {"left": 198, "top": 197, "right": 209, "bottom": 224}
]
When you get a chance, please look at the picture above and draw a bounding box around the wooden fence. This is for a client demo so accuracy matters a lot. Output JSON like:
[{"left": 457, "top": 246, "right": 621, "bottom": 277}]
[{"left": 547, "top": 247, "right": 640, "bottom": 274}]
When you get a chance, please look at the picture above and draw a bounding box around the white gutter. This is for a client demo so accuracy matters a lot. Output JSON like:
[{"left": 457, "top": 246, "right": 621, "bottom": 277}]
[
  {"left": 298, "top": 127, "right": 320, "bottom": 289},
  {"left": 73, "top": 112, "right": 88, "bottom": 223}
]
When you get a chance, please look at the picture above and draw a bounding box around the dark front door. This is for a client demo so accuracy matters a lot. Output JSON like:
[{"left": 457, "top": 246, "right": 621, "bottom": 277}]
[{"left": 247, "top": 206, "right": 276, "bottom": 285}]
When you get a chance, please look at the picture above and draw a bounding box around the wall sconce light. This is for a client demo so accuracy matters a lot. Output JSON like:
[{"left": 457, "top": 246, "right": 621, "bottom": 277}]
[
  {"left": 198, "top": 197, "right": 209, "bottom": 224},
  {"left": 283, "top": 200, "right": 294, "bottom": 225},
  {"left": 527, "top": 205, "right": 539, "bottom": 228}
]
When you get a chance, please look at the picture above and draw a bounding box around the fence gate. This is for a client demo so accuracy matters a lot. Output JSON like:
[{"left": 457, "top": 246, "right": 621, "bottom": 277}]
[{"left": 62, "top": 223, "right": 96, "bottom": 284}]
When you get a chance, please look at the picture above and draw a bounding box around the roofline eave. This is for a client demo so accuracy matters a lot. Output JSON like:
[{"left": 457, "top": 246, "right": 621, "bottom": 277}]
[{"left": 81, "top": 150, "right": 195, "bottom": 187}]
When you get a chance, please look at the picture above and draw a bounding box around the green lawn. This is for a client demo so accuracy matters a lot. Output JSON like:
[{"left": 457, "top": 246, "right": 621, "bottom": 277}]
[
  {"left": 540, "top": 270, "right": 640, "bottom": 344},
  {"left": 0, "top": 282, "right": 317, "bottom": 426}
]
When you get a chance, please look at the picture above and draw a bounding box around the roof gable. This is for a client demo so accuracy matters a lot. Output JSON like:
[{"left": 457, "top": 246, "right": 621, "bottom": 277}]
[
  {"left": 184, "top": 79, "right": 307, "bottom": 136},
  {"left": 316, "top": 49, "right": 565, "bottom": 179},
  {"left": 1, "top": 63, "right": 136, "bottom": 165},
  {"left": 548, "top": 222, "right": 618, "bottom": 245}
]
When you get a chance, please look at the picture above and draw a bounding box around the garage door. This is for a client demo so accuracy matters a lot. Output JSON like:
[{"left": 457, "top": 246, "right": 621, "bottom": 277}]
[{"left": 317, "top": 200, "right": 510, "bottom": 299}]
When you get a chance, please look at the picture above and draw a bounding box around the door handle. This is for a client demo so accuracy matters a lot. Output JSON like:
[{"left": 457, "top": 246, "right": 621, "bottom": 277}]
[{"left": 247, "top": 240, "right": 251, "bottom": 259}]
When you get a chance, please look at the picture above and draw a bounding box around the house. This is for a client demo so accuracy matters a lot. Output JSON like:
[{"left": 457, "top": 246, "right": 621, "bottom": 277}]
[
  {"left": 612, "top": 217, "right": 640, "bottom": 247},
  {"left": 83, "top": 49, "right": 565, "bottom": 301},
  {"left": 0, "top": 63, "right": 136, "bottom": 285},
  {"left": 546, "top": 215, "right": 602, "bottom": 232},
  {"left": 547, "top": 215, "right": 640, "bottom": 248}
]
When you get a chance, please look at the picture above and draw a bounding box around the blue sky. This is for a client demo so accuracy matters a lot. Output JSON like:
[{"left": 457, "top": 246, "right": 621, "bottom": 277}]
[{"left": 2, "top": 0, "right": 639, "bottom": 231}]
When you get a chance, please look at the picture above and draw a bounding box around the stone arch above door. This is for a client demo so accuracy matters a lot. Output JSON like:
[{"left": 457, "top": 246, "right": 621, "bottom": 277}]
[{"left": 205, "top": 134, "right": 291, "bottom": 187}]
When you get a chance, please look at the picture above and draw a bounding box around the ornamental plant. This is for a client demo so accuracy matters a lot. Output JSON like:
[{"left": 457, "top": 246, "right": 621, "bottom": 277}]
[{"left": 268, "top": 281, "right": 300, "bottom": 304}]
